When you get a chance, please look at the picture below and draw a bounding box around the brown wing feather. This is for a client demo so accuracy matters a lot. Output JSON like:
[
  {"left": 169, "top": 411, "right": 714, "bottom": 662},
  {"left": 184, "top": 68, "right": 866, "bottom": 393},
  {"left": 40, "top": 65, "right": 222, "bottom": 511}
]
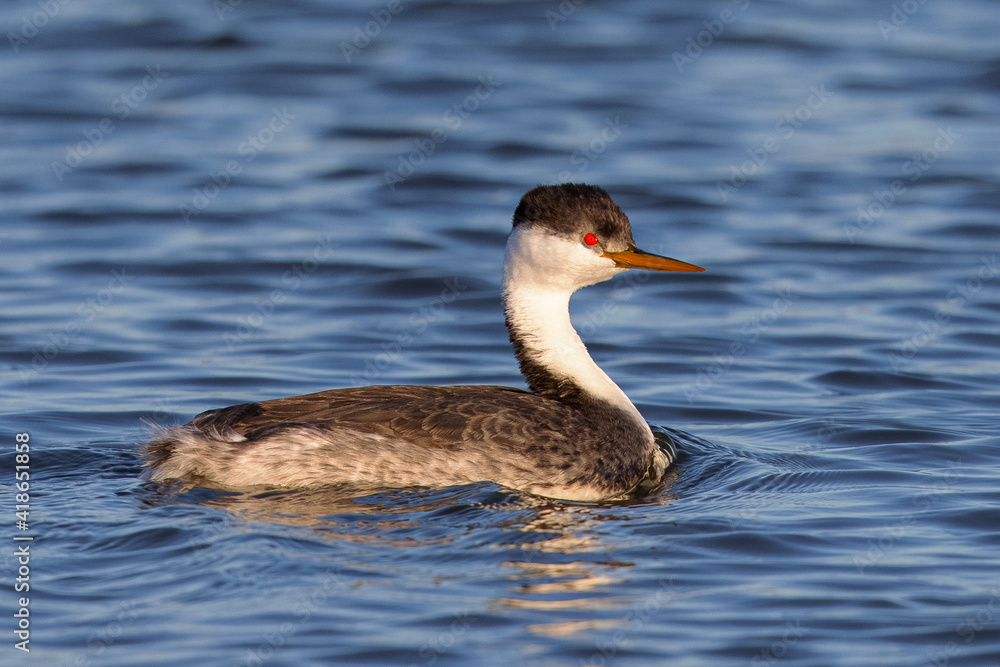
[
  {"left": 157, "top": 385, "right": 656, "bottom": 497},
  {"left": 191, "top": 385, "right": 570, "bottom": 449}
]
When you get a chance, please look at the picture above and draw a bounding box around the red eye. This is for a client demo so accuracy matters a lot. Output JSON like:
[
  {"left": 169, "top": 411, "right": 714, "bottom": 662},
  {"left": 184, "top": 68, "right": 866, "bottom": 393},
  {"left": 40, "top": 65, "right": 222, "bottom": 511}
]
[{"left": 584, "top": 233, "right": 599, "bottom": 246}]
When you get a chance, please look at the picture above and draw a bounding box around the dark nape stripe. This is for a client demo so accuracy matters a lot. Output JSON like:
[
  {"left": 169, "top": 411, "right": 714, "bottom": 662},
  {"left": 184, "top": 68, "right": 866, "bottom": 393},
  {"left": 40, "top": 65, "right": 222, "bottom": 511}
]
[
  {"left": 506, "top": 315, "right": 592, "bottom": 406},
  {"left": 504, "top": 310, "right": 655, "bottom": 488}
]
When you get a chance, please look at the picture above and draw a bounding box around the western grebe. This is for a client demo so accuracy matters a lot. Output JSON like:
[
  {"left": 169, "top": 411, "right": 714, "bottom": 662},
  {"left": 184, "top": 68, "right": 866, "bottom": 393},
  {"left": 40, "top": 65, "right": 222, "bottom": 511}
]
[{"left": 143, "top": 184, "right": 704, "bottom": 501}]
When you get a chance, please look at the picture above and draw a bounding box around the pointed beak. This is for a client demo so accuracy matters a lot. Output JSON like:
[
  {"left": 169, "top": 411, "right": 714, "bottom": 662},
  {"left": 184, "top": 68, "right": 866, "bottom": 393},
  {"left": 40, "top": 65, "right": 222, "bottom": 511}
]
[{"left": 602, "top": 244, "right": 705, "bottom": 272}]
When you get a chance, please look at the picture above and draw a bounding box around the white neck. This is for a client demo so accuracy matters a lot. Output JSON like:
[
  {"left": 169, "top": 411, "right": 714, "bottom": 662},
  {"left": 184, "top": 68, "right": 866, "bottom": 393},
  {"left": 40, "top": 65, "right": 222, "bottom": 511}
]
[{"left": 501, "top": 226, "right": 652, "bottom": 439}]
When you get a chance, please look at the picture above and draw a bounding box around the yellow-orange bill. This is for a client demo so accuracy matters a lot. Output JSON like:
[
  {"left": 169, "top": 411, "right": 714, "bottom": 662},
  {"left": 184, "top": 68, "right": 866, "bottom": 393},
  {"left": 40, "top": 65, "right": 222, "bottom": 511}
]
[{"left": 602, "top": 245, "right": 705, "bottom": 272}]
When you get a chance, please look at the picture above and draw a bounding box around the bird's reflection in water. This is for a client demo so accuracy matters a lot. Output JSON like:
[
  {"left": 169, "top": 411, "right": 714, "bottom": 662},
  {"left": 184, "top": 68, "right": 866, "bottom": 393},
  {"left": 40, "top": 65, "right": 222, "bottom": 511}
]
[
  {"left": 493, "top": 462, "right": 680, "bottom": 638},
  {"left": 140, "top": 455, "right": 679, "bottom": 637},
  {"left": 143, "top": 481, "right": 517, "bottom": 546}
]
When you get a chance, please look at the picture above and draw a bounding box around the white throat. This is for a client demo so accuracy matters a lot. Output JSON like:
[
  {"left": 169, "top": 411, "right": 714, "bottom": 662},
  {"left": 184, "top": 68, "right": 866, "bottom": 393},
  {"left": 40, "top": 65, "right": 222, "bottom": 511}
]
[{"left": 501, "top": 226, "right": 652, "bottom": 438}]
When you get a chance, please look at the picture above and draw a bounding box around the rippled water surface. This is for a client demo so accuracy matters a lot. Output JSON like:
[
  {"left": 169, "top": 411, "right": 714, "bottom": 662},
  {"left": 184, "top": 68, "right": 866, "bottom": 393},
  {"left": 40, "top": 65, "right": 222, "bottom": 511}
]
[{"left": 2, "top": 1, "right": 999, "bottom": 665}]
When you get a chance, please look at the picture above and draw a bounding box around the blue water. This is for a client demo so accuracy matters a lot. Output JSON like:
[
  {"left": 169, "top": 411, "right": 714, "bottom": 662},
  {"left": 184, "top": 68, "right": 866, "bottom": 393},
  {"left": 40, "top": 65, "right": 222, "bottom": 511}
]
[{"left": 2, "top": 0, "right": 999, "bottom": 665}]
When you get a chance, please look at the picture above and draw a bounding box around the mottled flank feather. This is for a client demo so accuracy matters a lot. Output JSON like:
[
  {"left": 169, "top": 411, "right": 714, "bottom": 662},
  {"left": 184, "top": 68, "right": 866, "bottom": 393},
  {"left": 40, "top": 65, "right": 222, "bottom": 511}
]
[{"left": 143, "top": 385, "right": 665, "bottom": 500}]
